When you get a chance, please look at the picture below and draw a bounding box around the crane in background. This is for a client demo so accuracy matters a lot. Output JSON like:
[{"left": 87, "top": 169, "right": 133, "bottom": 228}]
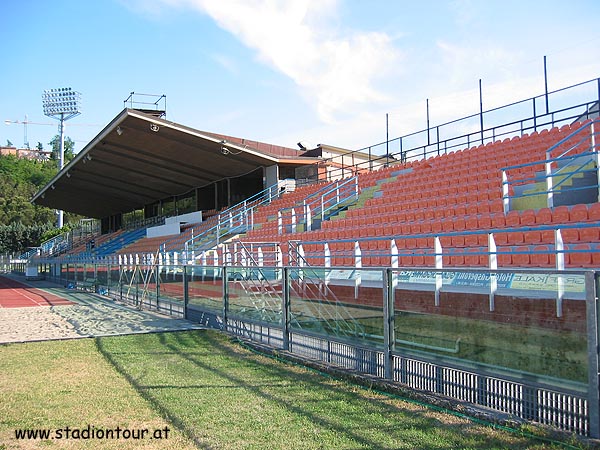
[{"left": 4, "top": 115, "right": 101, "bottom": 149}]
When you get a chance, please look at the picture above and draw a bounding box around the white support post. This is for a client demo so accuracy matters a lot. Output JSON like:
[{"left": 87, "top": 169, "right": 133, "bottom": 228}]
[
  {"left": 275, "top": 244, "right": 283, "bottom": 281},
  {"left": 278, "top": 210, "right": 283, "bottom": 234},
  {"left": 354, "top": 241, "right": 362, "bottom": 299},
  {"left": 297, "top": 244, "right": 305, "bottom": 293},
  {"left": 391, "top": 239, "right": 398, "bottom": 269},
  {"left": 502, "top": 171, "right": 510, "bottom": 214},
  {"left": 213, "top": 250, "right": 219, "bottom": 280},
  {"left": 257, "top": 246, "right": 263, "bottom": 266},
  {"left": 545, "top": 157, "right": 554, "bottom": 208},
  {"left": 434, "top": 236, "right": 442, "bottom": 307},
  {"left": 555, "top": 229, "right": 564, "bottom": 317},
  {"left": 305, "top": 204, "right": 312, "bottom": 232},
  {"left": 257, "top": 246, "right": 264, "bottom": 280},
  {"left": 488, "top": 233, "right": 497, "bottom": 312},
  {"left": 172, "top": 253, "right": 178, "bottom": 280},
  {"left": 391, "top": 239, "right": 398, "bottom": 290},
  {"left": 291, "top": 208, "right": 297, "bottom": 233},
  {"left": 323, "top": 242, "right": 331, "bottom": 295},
  {"left": 201, "top": 251, "right": 206, "bottom": 278}
]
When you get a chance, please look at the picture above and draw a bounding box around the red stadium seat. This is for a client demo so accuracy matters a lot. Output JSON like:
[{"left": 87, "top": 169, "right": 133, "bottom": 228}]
[
  {"left": 535, "top": 208, "right": 553, "bottom": 225},
  {"left": 570, "top": 204, "right": 589, "bottom": 222},
  {"left": 530, "top": 245, "right": 554, "bottom": 267},
  {"left": 567, "top": 244, "right": 593, "bottom": 267},
  {"left": 580, "top": 226, "right": 600, "bottom": 242},
  {"left": 589, "top": 203, "right": 600, "bottom": 221},
  {"left": 561, "top": 228, "right": 580, "bottom": 243},
  {"left": 505, "top": 210, "right": 520, "bottom": 227},
  {"left": 511, "top": 246, "right": 531, "bottom": 266},
  {"left": 517, "top": 230, "right": 538, "bottom": 246},
  {"left": 552, "top": 206, "right": 570, "bottom": 224}
]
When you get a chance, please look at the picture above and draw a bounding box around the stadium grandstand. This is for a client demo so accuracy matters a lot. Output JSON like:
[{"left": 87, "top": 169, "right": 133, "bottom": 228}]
[{"left": 8, "top": 77, "right": 600, "bottom": 437}]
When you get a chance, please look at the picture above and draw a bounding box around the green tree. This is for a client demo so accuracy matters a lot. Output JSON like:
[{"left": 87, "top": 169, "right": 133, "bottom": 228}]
[
  {"left": 49, "top": 135, "right": 76, "bottom": 164},
  {"left": 36, "top": 142, "right": 44, "bottom": 151},
  {"left": 6, "top": 139, "right": 13, "bottom": 147}
]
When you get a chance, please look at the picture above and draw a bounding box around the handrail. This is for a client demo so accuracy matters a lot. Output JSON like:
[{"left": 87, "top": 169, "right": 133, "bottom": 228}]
[
  {"left": 278, "top": 176, "right": 359, "bottom": 230},
  {"left": 181, "top": 182, "right": 283, "bottom": 255},
  {"left": 502, "top": 119, "right": 599, "bottom": 210},
  {"left": 309, "top": 77, "right": 600, "bottom": 182}
]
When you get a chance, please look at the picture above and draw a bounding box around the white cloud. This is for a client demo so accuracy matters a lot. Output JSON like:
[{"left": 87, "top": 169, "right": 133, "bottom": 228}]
[{"left": 159, "top": 0, "right": 400, "bottom": 123}]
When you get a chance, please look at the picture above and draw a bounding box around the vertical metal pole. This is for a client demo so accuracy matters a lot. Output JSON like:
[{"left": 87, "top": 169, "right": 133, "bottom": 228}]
[
  {"left": 222, "top": 266, "right": 229, "bottom": 331},
  {"left": 479, "top": 79, "right": 484, "bottom": 145},
  {"left": 57, "top": 114, "right": 65, "bottom": 229},
  {"left": 488, "top": 233, "right": 497, "bottom": 312},
  {"left": 282, "top": 267, "right": 290, "bottom": 351},
  {"left": 426, "top": 99, "right": 430, "bottom": 146},
  {"left": 434, "top": 237, "right": 442, "bottom": 307},
  {"left": 107, "top": 263, "right": 111, "bottom": 295},
  {"left": 555, "top": 229, "right": 564, "bottom": 317},
  {"left": 383, "top": 268, "right": 395, "bottom": 379},
  {"left": 586, "top": 271, "right": 600, "bottom": 438},
  {"left": 386, "top": 113, "right": 389, "bottom": 166},
  {"left": 183, "top": 265, "right": 188, "bottom": 320},
  {"left": 544, "top": 55, "right": 549, "bottom": 114}
]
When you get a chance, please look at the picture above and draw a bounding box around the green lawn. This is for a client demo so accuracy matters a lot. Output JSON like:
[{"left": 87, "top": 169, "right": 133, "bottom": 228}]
[{"left": 0, "top": 330, "right": 588, "bottom": 449}]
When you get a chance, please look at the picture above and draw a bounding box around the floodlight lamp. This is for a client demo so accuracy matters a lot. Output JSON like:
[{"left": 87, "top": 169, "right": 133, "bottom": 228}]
[{"left": 116, "top": 126, "right": 123, "bottom": 136}]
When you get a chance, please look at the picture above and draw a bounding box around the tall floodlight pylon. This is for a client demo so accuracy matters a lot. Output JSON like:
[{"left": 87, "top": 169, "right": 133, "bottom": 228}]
[{"left": 42, "top": 87, "right": 81, "bottom": 228}]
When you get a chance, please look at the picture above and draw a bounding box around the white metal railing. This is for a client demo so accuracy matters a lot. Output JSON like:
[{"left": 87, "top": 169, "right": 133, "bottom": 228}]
[
  {"left": 278, "top": 176, "right": 359, "bottom": 233},
  {"left": 502, "top": 119, "right": 600, "bottom": 212}
]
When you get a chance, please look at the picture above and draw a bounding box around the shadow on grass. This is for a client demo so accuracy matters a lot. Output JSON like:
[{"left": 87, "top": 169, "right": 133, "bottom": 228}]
[{"left": 95, "top": 330, "right": 562, "bottom": 450}]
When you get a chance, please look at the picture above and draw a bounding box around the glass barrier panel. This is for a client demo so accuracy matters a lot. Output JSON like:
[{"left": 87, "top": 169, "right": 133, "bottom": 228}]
[
  {"left": 185, "top": 265, "right": 223, "bottom": 313},
  {"left": 288, "top": 267, "right": 385, "bottom": 346},
  {"left": 226, "top": 265, "right": 282, "bottom": 325},
  {"left": 392, "top": 269, "right": 589, "bottom": 384},
  {"left": 156, "top": 265, "right": 185, "bottom": 305}
]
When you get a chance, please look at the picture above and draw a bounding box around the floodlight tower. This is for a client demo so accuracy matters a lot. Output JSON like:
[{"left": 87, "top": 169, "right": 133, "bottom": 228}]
[{"left": 42, "top": 87, "right": 81, "bottom": 229}]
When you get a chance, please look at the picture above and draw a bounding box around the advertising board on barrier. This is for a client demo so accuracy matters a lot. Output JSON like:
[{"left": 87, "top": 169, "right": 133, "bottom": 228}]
[{"left": 396, "top": 270, "right": 586, "bottom": 294}]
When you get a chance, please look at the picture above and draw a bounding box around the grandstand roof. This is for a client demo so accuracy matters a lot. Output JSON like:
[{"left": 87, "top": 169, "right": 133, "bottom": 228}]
[{"left": 32, "top": 109, "right": 317, "bottom": 218}]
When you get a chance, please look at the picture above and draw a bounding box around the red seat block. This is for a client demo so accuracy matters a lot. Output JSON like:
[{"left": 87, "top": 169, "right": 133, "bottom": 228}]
[
  {"left": 505, "top": 210, "right": 521, "bottom": 227},
  {"left": 530, "top": 245, "right": 554, "bottom": 267},
  {"left": 567, "top": 244, "right": 593, "bottom": 267},
  {"left": 552, "top": 206, "right": 570, "bottom": 224},
  {"left": 511, "top": 246, "right": 531, "bottom": 266},
  {"left": 570, "top": 204, "right": 589, "bottom": 222},
  {"left": 588, "top": 203, "right": 600, "bottom": 221}
]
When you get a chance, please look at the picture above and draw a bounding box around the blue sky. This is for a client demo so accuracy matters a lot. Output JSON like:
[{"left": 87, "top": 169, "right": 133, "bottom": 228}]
[{"left": 1, "top": 0, "right": 599, "bottom": 154}]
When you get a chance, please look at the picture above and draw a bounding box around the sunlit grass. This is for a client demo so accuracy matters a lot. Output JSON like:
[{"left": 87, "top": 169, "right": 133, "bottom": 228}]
[{"left": 0, "top": 330, "right": 587, "bottom": 449}]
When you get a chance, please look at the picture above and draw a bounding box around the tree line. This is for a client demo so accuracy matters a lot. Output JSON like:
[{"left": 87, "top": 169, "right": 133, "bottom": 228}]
[{"left": 0, "top": 136, "right": 79, "bottom": 254}]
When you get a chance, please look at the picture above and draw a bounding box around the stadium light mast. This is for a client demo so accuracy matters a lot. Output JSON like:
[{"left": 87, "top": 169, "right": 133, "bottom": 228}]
[{"left": 42, "top": 87, "right": 81, "bottom": 229}]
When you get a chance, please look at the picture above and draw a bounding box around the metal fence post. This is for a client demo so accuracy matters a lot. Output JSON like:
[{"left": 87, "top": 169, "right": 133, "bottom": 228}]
[
  {"left": 183, "top": 265, "right": 189, "bottom": 320},
  {"left": 383, "top": 268, "right": 395, "bottom": 379},
  {"left": 222, "top": 266, "right": 228, "bottom": 332},
  {"left": 107, "top": 263, "right": 111, "bottom": 295},
  {"left": 282, "top": 267, "right": 290, "bottom": 352},
  {"left": 586, "top": 271, "right": 600, "bottom": 438}
]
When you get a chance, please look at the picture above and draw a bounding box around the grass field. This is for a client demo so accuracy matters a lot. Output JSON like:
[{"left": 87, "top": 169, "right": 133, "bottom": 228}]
[{"left": 0, "top": 330, "right": 589, "bottom": 449}]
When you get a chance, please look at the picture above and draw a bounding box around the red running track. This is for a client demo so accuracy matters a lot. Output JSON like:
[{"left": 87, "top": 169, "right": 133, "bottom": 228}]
[{"left": 0, "top": 275, "right": 74, "bottom": 308}]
